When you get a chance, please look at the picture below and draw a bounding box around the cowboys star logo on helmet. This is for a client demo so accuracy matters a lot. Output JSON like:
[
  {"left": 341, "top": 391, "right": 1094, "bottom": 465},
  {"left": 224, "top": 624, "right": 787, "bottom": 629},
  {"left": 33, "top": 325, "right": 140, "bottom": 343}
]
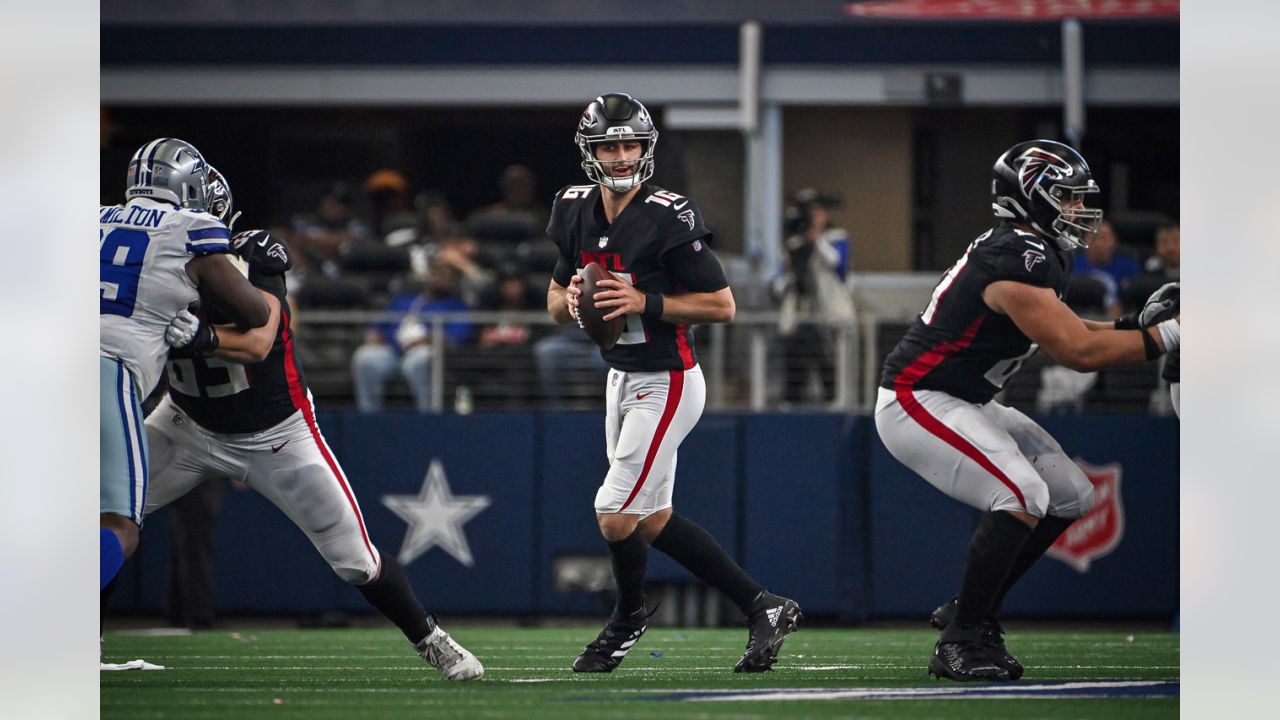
[
  {"left": 1016, "top": 149, "right": 1073, "bottom": 198},
  {"left": 1023, "top": 249, "right": 1046, "bottom": 272}
]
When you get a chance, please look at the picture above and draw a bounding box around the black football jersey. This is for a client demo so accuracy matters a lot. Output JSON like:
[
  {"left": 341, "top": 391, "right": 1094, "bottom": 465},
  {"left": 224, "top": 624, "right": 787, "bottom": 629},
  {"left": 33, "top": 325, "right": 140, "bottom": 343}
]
[
  {"left": 880, "top": 222, "right": 1073, "bottom": 405},
  {"left": 165, "top": 269, "right": 310, "bottom": 434},
  {"left": 548, "top": 183, "right": 726, "bottom": 372}
]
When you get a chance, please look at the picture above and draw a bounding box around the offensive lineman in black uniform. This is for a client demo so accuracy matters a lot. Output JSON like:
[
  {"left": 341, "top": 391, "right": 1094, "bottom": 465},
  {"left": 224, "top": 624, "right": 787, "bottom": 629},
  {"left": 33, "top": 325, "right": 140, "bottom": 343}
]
[
  {"left": 547, "top": 93, "right": 801, "bottom": 673},
  {"left": 876, "top": 140, "right": 1181, "bottom": 681},
  {"left": 136, "top": 174, "right": 483, "bottom": 681}
]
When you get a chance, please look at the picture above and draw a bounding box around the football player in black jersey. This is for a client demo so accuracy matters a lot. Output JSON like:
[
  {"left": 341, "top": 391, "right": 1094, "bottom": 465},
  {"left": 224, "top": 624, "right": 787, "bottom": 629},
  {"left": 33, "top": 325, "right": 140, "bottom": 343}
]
[
  {"left": 546, "top": 93, "right": 801, "bottom": 673},
  {"left": 132, "top": 176, "right": 483, "bottom": 681},
  {"left": 876, "top": 140, "right": 1180, "bottom": 681}
]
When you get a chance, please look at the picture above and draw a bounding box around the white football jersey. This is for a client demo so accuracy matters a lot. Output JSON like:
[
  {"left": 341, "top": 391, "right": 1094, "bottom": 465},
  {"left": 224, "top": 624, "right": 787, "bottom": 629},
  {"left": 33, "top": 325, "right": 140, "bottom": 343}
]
[{"left": 100, "top": 197, "right": 230, "bottom": 396}]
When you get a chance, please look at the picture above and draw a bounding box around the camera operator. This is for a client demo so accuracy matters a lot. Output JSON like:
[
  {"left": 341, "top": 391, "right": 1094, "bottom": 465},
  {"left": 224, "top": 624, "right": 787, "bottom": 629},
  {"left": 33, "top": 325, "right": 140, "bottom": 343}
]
[{"left": 774, "top": 189, "right": 854, "bottom": 405}]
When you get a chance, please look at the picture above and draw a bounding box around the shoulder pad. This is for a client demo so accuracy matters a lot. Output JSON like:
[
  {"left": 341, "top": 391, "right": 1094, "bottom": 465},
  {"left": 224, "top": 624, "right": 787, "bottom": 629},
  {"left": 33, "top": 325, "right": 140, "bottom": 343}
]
[
  {"left": 557, "top": 185, "right": 596, "bottom": 201},
  {"left": 232, "top": 229, "right": 293, "bottom": 275}
]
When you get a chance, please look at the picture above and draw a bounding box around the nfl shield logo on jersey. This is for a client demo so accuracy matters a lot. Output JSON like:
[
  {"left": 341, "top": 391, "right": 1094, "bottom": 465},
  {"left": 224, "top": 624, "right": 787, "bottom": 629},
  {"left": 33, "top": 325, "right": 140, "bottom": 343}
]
[
  {"left": 1046, "top": 461, "right": 1125, "bottom": 573},
  {"left": 598, "top": 236, "right": 609, "bottom": 248}
]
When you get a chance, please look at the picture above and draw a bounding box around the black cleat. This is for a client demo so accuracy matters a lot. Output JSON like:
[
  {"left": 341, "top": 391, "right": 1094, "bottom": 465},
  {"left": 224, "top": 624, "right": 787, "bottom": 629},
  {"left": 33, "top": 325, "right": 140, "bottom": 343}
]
[
  {"left": 930, "top": 597, "right": 1023, "bottom": 680},
  {"left": 572, "top": 608, "right": 648, "bottom": 673},
  {"left": 929, "top": 625, "right": 1011, "bottom": 682},
  {"left": 734, "top": 592, "right": 802, "bottom": 673},
  {"left": 975, "top": 619, "right": 1023, "bottom": 680}
]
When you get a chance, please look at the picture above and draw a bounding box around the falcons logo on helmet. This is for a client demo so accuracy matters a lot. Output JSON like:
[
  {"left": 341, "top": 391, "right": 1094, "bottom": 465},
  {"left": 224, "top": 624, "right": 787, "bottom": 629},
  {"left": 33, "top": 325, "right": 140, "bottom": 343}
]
[{"left": 1016, "top": 148, "right": 1073, "bottom": 198}]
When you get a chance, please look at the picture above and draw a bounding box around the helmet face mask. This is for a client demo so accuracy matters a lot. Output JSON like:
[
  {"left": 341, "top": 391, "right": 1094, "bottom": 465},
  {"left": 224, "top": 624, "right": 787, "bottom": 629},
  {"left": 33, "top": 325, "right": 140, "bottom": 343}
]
[
  {"left": 126, "top": 138, "right": 212, "bottom": 211},
  {"left": 206, "top": 165, "right": 240, "bottom": 232},
  {"left": 992, "top": 140, "right": 1102, "bottom": 251},
  {"left": 575, "top": 93, "right": 659, "bottom": 193}
]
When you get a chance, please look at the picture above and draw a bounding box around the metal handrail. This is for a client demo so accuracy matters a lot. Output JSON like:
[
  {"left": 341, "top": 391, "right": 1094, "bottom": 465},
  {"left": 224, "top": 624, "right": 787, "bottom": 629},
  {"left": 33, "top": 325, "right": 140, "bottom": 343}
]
[{"left": 292, "top": 308, "right": 873, "bottom": 413}]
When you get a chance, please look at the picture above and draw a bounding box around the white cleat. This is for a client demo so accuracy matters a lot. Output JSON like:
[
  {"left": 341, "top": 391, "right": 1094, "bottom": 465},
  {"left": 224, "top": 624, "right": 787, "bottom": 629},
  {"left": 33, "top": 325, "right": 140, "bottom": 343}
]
[{"left": 415, "top": 625, "right": 484, "bottom": 681}]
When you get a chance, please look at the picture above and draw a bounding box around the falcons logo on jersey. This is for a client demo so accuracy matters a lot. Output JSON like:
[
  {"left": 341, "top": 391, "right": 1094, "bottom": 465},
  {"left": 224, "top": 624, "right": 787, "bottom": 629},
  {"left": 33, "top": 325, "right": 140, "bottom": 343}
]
[
  {"left": 1023, "top": 249, "right": 1046, "bottom": 272},
  {"left": 1016, "top": 148, "right": 1073, "bottom": 197}
]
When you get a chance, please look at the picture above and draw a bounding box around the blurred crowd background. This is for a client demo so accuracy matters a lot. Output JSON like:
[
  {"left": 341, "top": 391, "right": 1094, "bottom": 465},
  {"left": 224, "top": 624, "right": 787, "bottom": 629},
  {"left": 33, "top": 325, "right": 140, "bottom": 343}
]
[{"left": 101, "top": 1, "right": 1179, "bottom": 416}]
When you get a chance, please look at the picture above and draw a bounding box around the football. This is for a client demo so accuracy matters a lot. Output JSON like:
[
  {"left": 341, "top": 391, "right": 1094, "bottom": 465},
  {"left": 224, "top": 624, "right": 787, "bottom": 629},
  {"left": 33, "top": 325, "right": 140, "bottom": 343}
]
[{"left": 577, "top": 261, "right": 626, "bottom": 350}]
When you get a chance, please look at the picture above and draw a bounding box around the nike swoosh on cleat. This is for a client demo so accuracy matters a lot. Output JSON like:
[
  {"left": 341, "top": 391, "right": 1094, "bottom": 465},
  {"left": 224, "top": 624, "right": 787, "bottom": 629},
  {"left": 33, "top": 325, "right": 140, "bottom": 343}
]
[{"left": 271, "top": 441, "right": 289, "bottom": 454}]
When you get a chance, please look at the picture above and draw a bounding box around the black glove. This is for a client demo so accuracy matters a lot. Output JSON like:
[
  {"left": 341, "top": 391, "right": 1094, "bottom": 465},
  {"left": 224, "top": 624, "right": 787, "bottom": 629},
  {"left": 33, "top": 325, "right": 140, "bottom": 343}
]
[
  {"left": 231, "top": 230, "right": 293, "bottom": 275},
  {"left": 168, "top": 317, "right": 220, "bottom": 359}
]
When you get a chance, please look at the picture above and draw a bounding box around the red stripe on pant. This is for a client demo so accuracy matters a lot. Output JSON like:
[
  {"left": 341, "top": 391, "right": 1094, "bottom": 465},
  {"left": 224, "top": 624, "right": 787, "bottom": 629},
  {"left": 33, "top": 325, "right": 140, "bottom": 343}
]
[
  {"left": 892, "top": 316, "right": 1028, "bottom": 511},
  {"left": 619, "top": 370, "right": 684, "bottom": 512},
  {"left": 281, "top": 312, "right": 380, "bottom": 570}
]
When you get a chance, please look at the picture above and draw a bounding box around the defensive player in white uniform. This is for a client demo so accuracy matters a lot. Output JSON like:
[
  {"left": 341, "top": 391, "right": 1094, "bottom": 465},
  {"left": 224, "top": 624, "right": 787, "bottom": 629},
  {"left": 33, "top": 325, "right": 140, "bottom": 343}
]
[
  {"left": 875, "top": 140, "right": 1180, "bottom": 681},
  {"left": 547, "top": 93, "right": 800, "bottom": 673},
  {"left": 100, "top": 138, "right": 269, "bottom": 598},
  {"left": 133, "top": 170, "right": 481, "bottom": 681}
]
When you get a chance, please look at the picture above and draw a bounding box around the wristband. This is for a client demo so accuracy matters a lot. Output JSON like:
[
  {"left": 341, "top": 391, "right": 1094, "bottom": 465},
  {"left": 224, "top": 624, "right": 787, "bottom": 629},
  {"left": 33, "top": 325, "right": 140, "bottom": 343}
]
[
  {"left": 1155, "top": 319, "right": 1180, "bottom": 352},
  {"left": 1114, "top": 312, "right": 1140, "bottom": 331},
  {"left": 643, "top": 293, "right": 664, "bottom": 321},
  {"left": 1140, "top": 327, "right": 1161, "bottom": 361}
]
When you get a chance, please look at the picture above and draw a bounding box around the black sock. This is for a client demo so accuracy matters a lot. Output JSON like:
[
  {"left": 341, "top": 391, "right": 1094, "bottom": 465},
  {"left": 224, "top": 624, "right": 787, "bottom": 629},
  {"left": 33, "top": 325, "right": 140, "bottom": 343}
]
[
  {"left": 650, "top": 512, "right": 763, "bottom": 614},
  {"left": 948, "top": 511, "right": 1033, "bottom": 635},
  {"left": 989, "top": 514, "right": 1075, "bottom": 617},
  {"left": 357, "top": 552, "right": 435, "bottom": 644},
  {"left": 607, "top": 532, "right": 649, "bottom": 618}
]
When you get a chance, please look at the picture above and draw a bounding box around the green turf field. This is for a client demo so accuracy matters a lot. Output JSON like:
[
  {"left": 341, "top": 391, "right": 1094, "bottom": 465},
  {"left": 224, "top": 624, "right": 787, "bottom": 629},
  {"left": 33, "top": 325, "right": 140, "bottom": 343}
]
[{"left": 101, "top": 625, "right": 1178, "bottom": 719}]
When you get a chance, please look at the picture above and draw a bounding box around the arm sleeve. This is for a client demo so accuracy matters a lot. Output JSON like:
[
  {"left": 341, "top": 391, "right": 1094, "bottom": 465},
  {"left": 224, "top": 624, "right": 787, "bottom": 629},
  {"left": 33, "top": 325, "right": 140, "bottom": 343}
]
[
  {"left": 661, "top": 240, "right": 729, "bottom": 293},
  {"left": 248, "top": 268, "right": 287, "bottom": 301},
  {"left": 547, "top": 187, "right": 576, "bottom": 286},
  {"left": 551, "top": 256, "right": 574, "bottom": 287}
]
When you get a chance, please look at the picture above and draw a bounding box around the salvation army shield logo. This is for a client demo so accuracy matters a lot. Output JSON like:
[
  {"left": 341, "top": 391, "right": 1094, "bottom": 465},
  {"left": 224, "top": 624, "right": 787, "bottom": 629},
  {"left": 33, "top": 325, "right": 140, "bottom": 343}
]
[{"left": 1046, "top": 460, "right": 1124, "bottom": 573}]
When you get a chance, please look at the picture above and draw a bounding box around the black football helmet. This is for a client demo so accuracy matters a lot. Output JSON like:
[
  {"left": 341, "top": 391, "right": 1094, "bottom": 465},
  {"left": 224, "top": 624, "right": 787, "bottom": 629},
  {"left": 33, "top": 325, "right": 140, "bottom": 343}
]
[
  {"left": 206, "top": 165, "right": 241, "bottom": 233},
  {"left": 575, "top": 93, "right": 658, "bottom": 193},
  {"left": 992, "top": 139, "right": 1102, "bottom": 251}
]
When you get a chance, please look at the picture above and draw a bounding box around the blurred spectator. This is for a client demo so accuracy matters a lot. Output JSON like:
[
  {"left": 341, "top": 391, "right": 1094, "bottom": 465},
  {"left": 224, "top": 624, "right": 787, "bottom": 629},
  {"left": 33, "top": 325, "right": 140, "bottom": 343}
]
[
  {"left": 290, "top": 182, "right": 373, "bottom": 277},
  {"left": 1073, "top": 220, "right": 1140, "bottom": 317},
  {"left": 365, "top": 169, "right": 418, "bottom": 243},
  {"left": 466, "top": 164, "right": 548, "bottom": 242},
  {"left": 473, "top": 269, "right": 542, "bottom": 409},
  {"left": 478, "top": 270, "right": 538, "bottom": 350},
  {"left": 774, "top": 188, "right": 854, "bottom": 405},
  {"left": 1145, "top": 224, "right": 1180, "bottom": 279},
  {"left": 414, "top": 190, "right": 458, "bottom": 244},
  {"left": 351, "top": 263, "right": 473, "bottom": 413},
  {"left": 533, "top": 327, "right": 609, "bottom": 411},
  {"left": 423, "top": 224, "right": 498, "bottom": 307},
  {"left": 1122, "top": 222, "right": 1181, "bottom": 315}
]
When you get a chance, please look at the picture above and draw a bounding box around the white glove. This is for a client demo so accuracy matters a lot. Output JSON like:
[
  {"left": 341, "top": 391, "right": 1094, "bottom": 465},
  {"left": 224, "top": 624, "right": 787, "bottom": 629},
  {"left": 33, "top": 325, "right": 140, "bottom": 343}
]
[
  {"left": 164, "top": 309, "right": 201, "bottom": 348},
  {"left": 395, "top": 317, "right": 429, "bottom": 349},
  {"left": 1138, "top": 281, "right": 1179, "bottom": 327}
]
